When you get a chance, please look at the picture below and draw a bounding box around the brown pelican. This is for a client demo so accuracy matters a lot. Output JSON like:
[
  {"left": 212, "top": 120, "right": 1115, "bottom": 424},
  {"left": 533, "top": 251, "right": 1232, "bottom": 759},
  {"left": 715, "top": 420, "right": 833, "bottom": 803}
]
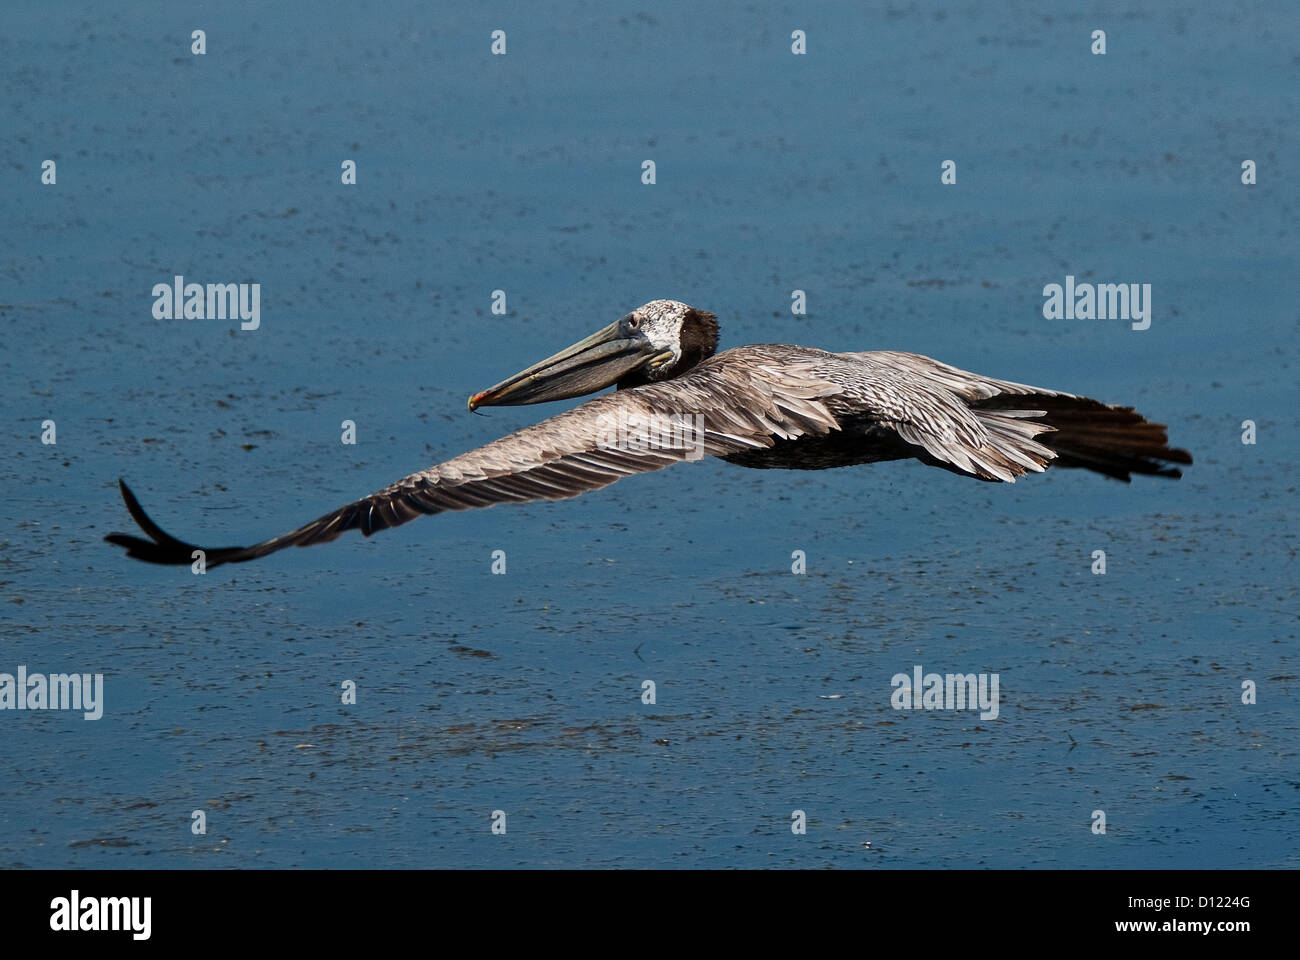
[{"left": 107, "top": 299, "right": 1192, "bottom": 567}]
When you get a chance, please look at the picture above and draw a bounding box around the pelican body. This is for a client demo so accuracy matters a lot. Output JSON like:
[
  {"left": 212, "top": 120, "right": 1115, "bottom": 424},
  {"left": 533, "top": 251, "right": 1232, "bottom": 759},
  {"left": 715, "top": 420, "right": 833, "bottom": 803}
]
[{"left": 107, "top": 300, "right": 1192, "bottom": 567}]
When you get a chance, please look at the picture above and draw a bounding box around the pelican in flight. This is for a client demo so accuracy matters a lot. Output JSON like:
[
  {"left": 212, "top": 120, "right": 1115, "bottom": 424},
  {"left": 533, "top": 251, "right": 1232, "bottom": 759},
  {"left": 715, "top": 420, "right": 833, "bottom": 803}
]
[{"left": 107, "top": 299, "right": 1192, "bottom": 567}]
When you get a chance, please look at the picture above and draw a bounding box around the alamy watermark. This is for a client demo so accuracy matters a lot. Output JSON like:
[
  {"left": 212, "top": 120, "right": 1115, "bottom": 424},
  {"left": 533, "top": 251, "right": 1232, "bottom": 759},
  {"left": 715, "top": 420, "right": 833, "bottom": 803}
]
[
  {"left": 151, "top": 275, "right": 260, "bottom": 330},
  {"left": 0, "top": 666, "right": 103, "bottom": 720},
  {"left": 891, "top": 665, "right": 999, "bottom": 720},
  {"left": 594, "top": 410, "right": 706, "bottom": 460},
  {"left": 50, "top": 891, "right": 150, "bottom": 940},
  {"left": 1042, "top": 274, "right": 1151, "bottom": 330}
]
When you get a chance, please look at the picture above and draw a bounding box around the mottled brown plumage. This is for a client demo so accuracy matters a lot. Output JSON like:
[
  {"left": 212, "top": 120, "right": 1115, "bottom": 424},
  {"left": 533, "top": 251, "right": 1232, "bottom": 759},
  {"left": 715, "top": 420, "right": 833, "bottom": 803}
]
[{"left": 106, "top": 299, "right": 1192, "bottom": 567}]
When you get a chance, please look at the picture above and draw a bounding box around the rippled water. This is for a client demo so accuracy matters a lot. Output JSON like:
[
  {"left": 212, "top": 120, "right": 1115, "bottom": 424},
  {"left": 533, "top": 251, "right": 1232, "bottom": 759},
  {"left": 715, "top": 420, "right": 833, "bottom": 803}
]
[{"left": 1, "top": 1, "right": 1296, "bottom": 867}]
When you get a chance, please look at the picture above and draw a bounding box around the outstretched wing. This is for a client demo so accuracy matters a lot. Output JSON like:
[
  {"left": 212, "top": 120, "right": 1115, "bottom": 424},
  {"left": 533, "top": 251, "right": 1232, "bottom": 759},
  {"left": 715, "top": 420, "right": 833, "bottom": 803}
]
[
  {"left": 838, "top": 350, "right": 1193, "bottom": 481},
  {"left": 105, "top": 355, "right": 843, "bottom": 567}
]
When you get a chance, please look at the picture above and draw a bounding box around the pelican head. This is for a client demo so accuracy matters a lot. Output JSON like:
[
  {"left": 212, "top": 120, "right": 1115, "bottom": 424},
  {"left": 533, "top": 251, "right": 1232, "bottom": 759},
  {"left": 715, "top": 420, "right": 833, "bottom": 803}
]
[{"left": 468, "top": 299, "right": 719, "bottom": 409}]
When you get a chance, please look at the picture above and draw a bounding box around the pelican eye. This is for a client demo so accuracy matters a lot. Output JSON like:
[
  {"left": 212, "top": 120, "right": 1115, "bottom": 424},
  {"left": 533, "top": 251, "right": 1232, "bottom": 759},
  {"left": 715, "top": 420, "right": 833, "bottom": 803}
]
[{"left": 624, "top": 314, "right": 640, "bottom": 331}]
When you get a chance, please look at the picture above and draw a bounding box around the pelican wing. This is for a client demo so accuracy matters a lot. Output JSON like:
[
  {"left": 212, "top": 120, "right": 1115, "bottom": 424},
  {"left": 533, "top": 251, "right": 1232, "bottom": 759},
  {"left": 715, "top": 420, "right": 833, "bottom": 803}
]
[
  {"left": 838, "top": 350, "right": 1192, "bottom": 481},
  {"left": 104, "top": 355, "right": 843, "bottom": 567}
]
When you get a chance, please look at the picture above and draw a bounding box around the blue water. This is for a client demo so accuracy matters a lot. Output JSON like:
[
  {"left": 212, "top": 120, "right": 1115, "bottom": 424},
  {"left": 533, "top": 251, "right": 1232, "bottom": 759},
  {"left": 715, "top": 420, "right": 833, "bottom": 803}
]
[{"left": 1, "top": 1, "right": 1296, "bottom": 867}]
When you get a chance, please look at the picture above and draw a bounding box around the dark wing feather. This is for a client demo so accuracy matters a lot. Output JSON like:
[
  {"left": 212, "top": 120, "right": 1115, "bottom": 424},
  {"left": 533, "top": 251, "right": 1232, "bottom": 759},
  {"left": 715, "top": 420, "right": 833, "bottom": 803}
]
[
  {"left": 104, "top": 355, "right": 842, "bottom": 567},
  {"left": 839, "top": 350, "right": 1192, "bottom": 481}
]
